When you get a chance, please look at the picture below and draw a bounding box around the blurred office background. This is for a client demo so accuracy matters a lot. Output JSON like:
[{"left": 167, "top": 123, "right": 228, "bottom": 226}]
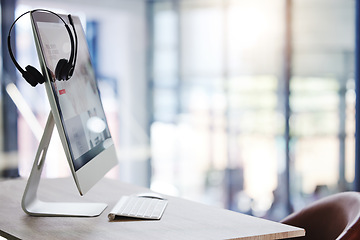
[{"left": 0, "top": 0, "right": 356, "bottom": 221}]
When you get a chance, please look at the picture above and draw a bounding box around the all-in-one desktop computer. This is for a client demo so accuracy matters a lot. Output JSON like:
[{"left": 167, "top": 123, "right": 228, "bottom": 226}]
[
  {"left": 8, "top": 9, "right": 118, "bottom": 217},
  {"left": 8, "top": 9, "right": 167, "bottom": 219}
]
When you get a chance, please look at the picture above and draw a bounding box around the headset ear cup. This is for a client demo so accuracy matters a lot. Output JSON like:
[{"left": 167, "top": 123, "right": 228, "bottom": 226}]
[
  {"left": 24, "top": 65, "right": 44, "bottom": 86},
  {"left": 55, "top": 58, "right": 66, "bottom": 80},
  {"left": 22, "top": 71, "right": 38, "bottom": 87},
  {"left": 55, "top": 58, "right": 71, "bottom": 80}
]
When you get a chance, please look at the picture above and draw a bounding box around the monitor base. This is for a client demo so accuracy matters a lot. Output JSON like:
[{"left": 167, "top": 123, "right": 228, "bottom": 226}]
[
  {"left": 23, "top": 200, "right": 107, "bottom": 217},
  {"left": 22, "top": 112, "right": 107, "bottom": 217}
]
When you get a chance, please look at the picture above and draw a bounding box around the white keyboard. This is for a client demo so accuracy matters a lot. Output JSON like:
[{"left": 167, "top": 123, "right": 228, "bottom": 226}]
[{"left": 108, "top": 195, "right": 168, "bottom": 220}]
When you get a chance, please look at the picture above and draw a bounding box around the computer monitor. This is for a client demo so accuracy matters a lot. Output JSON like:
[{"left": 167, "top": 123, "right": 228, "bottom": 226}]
[{"left": 20, "top": 10, "right": 118, "bottom": 216}]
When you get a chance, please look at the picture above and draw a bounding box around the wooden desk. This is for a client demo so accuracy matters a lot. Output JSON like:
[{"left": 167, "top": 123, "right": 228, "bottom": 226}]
[{"left": 0, "top": 178, "right": 304, "bottom": 240}]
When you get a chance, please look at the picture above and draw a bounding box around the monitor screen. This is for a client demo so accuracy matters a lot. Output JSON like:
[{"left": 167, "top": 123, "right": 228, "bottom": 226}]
[
  {"left": 35, "top": 19, "right": 112, "bottom": 171},
  {"left": 30, "top": 11, "right": 117, "bottom": 195}
]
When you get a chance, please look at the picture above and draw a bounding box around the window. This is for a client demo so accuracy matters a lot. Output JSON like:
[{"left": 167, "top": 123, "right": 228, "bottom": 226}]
[{"left": 149, "top": 0, "right": 355, "bottom": 220}]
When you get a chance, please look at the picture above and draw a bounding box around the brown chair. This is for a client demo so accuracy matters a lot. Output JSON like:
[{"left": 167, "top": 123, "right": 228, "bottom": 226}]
[{"left": 281, "top": 192, "right": 360, "bottom": 240}]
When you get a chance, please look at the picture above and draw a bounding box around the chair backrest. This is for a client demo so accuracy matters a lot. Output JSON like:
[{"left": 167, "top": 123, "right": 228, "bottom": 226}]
[{"left": 281, "top": 192, "right": 360, "bottom": 240}]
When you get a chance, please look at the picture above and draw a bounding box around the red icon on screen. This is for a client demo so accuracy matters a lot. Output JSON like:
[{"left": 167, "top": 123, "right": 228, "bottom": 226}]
[{"left": 59, "top": 89, "right": 66, "bottom": 95}]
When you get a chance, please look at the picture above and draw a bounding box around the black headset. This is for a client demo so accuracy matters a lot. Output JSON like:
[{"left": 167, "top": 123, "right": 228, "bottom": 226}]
[{"left": 7, "top": 9, "right": 78, "bottom": 87}]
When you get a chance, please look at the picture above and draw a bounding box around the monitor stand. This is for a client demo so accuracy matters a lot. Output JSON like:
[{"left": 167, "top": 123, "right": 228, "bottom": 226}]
[{"left": 21, "top": 112, "right": 107, "bottom": 217}]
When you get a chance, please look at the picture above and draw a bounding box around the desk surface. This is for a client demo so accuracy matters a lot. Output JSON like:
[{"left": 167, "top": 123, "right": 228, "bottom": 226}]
[{"left": 0, "top": 178, "right": 304, "bottom": 240}]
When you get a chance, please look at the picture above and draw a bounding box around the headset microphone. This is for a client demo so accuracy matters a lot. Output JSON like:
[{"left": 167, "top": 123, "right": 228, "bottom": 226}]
[{"left": 55, "top": 14, "right": 78, "bottom": 81}]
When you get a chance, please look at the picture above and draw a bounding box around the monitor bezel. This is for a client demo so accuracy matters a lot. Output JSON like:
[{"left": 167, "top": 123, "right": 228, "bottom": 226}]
[{"left": 30, "top": 11, "right": 118, "bottom": 195}]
